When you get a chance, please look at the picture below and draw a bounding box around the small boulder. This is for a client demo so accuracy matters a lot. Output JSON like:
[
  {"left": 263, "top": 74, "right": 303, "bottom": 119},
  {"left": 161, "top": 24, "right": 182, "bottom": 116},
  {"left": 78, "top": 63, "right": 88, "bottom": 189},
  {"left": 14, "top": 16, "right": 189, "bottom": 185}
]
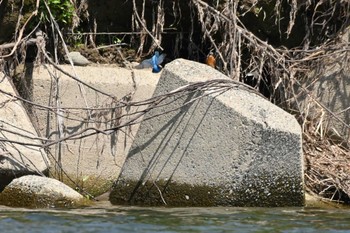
[
  {"left": 0, "top": 75, "right": 50, "bottom": 190},
  {"left": 65, "top": 51, "right": 90, "bottom": 66},
  {"left": 0, "top": 175, "right": 86, "bottom": 208}
]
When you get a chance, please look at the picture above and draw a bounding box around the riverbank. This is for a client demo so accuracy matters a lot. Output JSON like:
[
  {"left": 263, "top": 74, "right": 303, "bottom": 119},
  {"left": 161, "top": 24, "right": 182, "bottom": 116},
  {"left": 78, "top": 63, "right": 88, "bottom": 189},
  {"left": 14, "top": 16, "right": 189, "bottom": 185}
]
[
  {"left": 1, "top": 44, "right": 349, "bottom": 208},
  {"left": 73, "top": 46, "right": 350, "bottom": 206}
]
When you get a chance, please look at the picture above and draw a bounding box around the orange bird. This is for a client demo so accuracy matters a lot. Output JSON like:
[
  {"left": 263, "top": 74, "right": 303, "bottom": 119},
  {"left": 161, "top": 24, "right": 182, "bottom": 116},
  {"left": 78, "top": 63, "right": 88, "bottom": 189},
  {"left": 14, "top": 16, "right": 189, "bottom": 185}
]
[{"left": 206, "top": 52, "right": 216, "bottom": 68}]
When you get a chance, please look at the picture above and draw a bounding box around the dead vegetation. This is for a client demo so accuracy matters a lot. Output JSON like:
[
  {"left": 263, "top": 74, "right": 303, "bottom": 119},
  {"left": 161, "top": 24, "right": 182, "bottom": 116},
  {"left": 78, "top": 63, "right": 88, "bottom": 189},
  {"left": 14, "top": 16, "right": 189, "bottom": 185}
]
[{"left": 1, "top": 0, "right": 350, "bottom": 203}]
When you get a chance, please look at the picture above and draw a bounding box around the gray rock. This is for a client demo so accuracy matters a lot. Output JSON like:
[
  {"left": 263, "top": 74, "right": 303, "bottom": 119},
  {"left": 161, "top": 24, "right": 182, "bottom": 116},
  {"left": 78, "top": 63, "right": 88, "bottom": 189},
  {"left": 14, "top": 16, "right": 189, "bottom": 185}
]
[
  {"left": 65, "top": 51, "right": 90, "bottom": 66},
  {"left": 295, "top": 26, "right": 350, "bottom": 144},
  {"left": 297, "top": 56, "right": 350, "bottom": 143},
  {"left": 0, "top": 75, "right": 49, "bottom": 186},
  {"left": 30, "top": 64, "right": 161, "bottom": 196},
  {"left": 0, "top": 175, "right": 84, "bottom": 208},
  {"left": 110, "top": 58, "right": 304, "bottom": 207}
]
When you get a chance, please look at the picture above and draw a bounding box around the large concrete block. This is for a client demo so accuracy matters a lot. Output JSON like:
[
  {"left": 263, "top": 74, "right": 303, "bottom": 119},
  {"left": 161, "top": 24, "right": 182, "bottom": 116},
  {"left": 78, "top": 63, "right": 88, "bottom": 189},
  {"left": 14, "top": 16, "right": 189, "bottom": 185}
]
[
  {"left": 0, "top": 74, "right": 49, "bottom": 189},
  {"left": 298, "top": 58, "right": 350, "bottom": 143},
  {"left": 297, "top": 28, "right": 350, "bottom": 143},
  {"left": 31, "top": 64, "right": 160, "bottom": 194},
  {"left": 110, "top": 59, "right": 304, "bottom": 207}
]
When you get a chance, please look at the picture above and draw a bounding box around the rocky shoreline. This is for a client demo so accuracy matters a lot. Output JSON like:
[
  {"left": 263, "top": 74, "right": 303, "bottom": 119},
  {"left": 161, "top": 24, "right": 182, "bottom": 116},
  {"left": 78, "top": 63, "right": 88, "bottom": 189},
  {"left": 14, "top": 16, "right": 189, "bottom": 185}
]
[{"left": 0, "top": 59, "right": 305, "bottom": 208}]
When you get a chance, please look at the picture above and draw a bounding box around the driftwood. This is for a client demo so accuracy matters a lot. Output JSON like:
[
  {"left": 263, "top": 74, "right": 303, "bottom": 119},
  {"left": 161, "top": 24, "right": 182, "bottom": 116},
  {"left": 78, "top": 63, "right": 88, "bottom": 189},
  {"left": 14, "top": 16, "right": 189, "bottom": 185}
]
[{"left": 0, "top": 38, "right": 38, "bottom": 50}]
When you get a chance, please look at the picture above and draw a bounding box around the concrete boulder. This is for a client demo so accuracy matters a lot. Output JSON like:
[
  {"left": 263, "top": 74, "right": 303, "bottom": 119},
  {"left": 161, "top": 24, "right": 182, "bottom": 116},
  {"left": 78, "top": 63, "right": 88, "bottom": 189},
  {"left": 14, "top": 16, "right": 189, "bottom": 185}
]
[
  {"left": 31, "top": 64, "right": 161, "bottom": 195},
  {"left": 296, "top": 27, "right": 350, "bottom": 144},
  {"left": 65, "top": 51, "right": 90, "bottom": 66},
  {"left": 0, "top": 175, "right": 85, "bottom": 208},
  {"left": 298, "top": 57, "right": 350, "bottom": 143},
  {"left": 0, "top": 74, "right": 49, "bottom": 190},
  {"left": 110, "top": 59, "right": 304, "bottom": 207}
]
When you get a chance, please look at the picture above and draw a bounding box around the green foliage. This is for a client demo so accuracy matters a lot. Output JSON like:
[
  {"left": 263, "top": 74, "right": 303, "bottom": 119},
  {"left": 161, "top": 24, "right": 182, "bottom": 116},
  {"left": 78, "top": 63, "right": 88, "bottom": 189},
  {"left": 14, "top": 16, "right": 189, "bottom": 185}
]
[{"left": 40, "top": 0, "right": 75, "bottom": 27}]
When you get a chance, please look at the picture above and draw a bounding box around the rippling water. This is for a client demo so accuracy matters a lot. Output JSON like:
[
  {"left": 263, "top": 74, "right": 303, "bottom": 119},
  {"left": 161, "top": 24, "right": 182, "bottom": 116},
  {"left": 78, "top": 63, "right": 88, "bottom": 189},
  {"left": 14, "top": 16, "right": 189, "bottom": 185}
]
[{"left": 1, "top": 202, "right": 350, "bottom": 233}]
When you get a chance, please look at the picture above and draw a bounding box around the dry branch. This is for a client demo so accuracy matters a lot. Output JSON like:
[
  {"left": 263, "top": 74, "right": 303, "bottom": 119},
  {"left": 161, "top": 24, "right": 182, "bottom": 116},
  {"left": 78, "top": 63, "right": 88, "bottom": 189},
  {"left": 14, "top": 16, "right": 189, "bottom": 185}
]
[{"left": 0, "top": 0, "right": 40, "bottom": 59}]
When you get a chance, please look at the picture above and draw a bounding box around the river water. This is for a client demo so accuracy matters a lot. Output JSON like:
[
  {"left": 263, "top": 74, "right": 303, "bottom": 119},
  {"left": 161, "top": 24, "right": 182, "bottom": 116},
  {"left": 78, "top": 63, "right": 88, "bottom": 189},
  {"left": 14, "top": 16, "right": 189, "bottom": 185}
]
[{"left": 1, "top": 202, "right": 350, "bottom": 233}]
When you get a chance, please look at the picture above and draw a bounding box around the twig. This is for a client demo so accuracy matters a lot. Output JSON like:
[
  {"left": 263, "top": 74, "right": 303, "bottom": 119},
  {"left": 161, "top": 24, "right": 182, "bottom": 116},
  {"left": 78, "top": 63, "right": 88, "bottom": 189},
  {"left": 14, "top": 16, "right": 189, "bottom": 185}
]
[
  {"left": 0, "top": 0, "right": 39, "bottom": 58},
  {"left": 132, "top": 0, "right": 163, "bottom": 51}
]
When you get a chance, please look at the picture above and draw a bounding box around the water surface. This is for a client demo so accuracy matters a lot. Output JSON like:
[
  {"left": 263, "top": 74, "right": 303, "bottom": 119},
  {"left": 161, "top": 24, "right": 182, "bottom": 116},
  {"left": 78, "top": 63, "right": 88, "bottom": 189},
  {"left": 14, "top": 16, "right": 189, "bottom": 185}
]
[{"left": 1, "top": 202, "right": 349, "bottom": 232}]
